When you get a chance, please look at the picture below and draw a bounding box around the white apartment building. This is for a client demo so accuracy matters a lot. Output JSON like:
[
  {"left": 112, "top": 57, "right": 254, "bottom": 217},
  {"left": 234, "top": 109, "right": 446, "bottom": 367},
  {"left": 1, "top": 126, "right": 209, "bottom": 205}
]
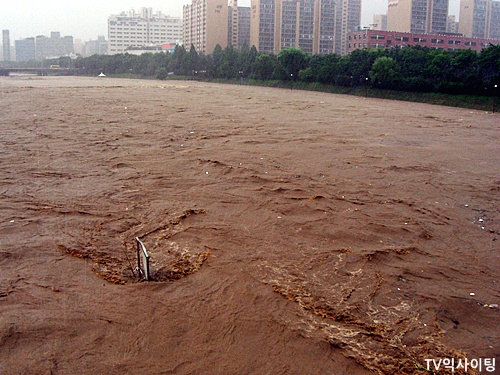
[{"left": 108, "top": 8, "right": 182, "bottom": 55}]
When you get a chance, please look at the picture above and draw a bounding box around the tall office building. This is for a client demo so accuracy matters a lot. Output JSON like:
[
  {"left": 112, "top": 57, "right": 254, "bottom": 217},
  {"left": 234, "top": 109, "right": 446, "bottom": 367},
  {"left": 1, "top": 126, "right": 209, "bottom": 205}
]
[
  {"left": 250, "top": 0, "right": 352, "bottom": 55},
  {"left": 183, "top": 0, "right": 229, "bottom": 54},
  {"left": 459, "top": 0, "right": 500, "bottom": 40},
  {"left": 74, "top": 39, "right": 84, "bottom": 55},
  {"left": 2, "top": 30, "right": 11, "bottom": 61},
  {"left": 387, "top": 0, "right": 449, "bottom": 34},
  {"left": 35, "top": 32, "right": 74, "bottom": 60},
  {"left": 84, "top": 36, "right": 109, "bottom": 57},
  {"left": 108, "top": 8, "right": 182, "bottom": 55}
]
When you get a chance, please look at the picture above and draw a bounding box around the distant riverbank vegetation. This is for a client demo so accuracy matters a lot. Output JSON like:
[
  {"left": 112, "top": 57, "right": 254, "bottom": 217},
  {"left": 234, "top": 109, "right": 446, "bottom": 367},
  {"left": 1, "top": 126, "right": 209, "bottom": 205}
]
[{"left": 53, "top": 44, "right": 500, "bottom": 110}]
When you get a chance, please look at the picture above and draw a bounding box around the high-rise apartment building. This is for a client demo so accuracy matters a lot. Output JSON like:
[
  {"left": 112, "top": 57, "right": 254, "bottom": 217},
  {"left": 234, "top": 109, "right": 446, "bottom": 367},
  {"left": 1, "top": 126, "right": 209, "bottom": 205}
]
[
  {"left": 250, "top": 0, "right": 355, "bottom": 55},
  {"left": 387, "top": 0, "right": 449, "bottom": 34},
  {"left": 229, "top": 0, "right": 239, "bottom": 48},
  {"left": 2, "top": 30, "right": 11, "bottom": 61},
  {"left": 372, "top": 14, "right": 388, "bottom": 30},
  {"left": 459, "top": 0, "right": 500, "bottom": 40},
  {"left": 238, "top": 6, "right": 252, "bottom": 49},
  {"left": 250, "top": 0, "right": 276, "bottom": 53},
  {"left": 317, "top": 0, "right": 337, "bottom": 54},
  {"left": 335, "top": 0, "right": 362, "bottom": 55},
  {"left": 228, "top": 0, "right": 251, "bottom": 49},
  {"left": 276, "top": 0, "right": 317, "bottom": 53},
  {"left": 183, "top": 0, "right": 229, "bottom": 54},
  {"left": 492, "top": 0, "right": 500, "bottom": 39},
  {"left": 108, "top": 8, "right": 182, "bottom": 55},
  {"left": 227, "top": 0, "right": 252, "bottom": 49},
  {"left": 447, "top": 15, "right": 460, "bottom": 33}
]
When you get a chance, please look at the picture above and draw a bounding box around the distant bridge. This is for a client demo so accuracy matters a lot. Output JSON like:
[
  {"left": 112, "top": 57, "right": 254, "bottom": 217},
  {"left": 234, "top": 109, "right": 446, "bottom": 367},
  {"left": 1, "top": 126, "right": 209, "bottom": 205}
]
[{"left": 0, "top": 68, "right": 82, "bottom": 76}]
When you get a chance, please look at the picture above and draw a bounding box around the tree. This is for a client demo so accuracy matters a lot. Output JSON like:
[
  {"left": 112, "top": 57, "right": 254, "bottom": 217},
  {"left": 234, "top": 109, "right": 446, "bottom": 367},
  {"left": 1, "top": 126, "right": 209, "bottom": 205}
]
[
  {"left": 253, "top": 54, "right": 277, "bottom": 80},
  {"left": 209, "top": 44, "right": 224, "bottom": 78},
  {"left": 395, "top": 46, "right": 432, "bottom": 92},
  {"left": 369, "top": 56, "right": 400, "bottom": 89},
  {"left": 342, "top": 49, "right": 381, "bottom": 86},
  {"left": 450, "top": 49, "right": 480, "bottom": 94},
  {"left": 426, "top": 49, "right": 453, "bottom": 91},
  {"left": 73, "top": 40, "right": 498, "bottom": 98},
  {"left": 277, "top": 47, "right": 308, "bottom": 80},
  {"left": 309, "top": 54, "right": 342, "bottom": 84},
  {"left": 219, "top": 45, "right": 239, "bottom": 79},
  {"left": 184, "top": 44, "right": 200, "bottom": 75},
  {"left": 479, "top": 44, "right": 500, "bottom": 92},
  {"left": 238, "top": 45, "right": 258, "bottom": 78},
  {"left": 169, "top": 45, "right": 187, "bottom": 75},
  {"left": 156, "top": 66, "right": 168, "bottom": 80}
]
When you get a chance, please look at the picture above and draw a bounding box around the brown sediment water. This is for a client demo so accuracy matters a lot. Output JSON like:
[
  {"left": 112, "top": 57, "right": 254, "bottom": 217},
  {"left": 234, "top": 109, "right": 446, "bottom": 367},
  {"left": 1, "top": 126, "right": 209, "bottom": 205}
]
[{"left": 0, "top": 76, "right": 498, "bottom": 374}]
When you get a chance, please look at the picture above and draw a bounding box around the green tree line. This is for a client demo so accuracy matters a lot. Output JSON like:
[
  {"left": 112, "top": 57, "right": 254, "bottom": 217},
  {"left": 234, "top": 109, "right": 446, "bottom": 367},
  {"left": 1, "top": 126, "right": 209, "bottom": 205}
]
[{"left": 69, "top": 44, "right": 500, "bottom": 96}]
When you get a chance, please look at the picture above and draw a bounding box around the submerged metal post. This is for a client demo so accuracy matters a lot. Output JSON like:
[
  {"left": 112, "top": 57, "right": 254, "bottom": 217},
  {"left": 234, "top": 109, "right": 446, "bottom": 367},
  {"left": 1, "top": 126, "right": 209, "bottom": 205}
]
[{"left": 135, "top": 237, "right": 151, "bottom": 281}]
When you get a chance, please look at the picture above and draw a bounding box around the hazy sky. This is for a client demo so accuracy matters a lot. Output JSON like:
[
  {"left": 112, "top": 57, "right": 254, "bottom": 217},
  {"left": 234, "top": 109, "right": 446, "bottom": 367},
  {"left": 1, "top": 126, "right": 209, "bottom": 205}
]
[{"left": 1, "top": 0, "right": 461, "bottom": 42}]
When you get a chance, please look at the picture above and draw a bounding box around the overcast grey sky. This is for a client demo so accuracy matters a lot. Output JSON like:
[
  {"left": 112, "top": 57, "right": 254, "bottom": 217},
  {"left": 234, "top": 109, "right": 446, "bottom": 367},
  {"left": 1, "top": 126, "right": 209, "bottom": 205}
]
[{"left": 1, "top": 0, "right": 461, "bottom": 42}]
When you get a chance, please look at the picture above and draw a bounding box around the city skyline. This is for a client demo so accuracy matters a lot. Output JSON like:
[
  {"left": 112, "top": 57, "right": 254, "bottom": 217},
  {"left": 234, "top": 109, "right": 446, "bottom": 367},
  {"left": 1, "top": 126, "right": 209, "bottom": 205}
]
[{"left": 1, "top": 0, "right": 461, "bottom": 42}]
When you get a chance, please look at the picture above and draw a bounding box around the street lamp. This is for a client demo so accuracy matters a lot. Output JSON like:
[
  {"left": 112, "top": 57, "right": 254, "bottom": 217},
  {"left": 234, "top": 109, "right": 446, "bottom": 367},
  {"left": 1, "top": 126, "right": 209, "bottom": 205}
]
[
  {"left": 494, "top": 84, "right": 498, "bottom": 113},
  {"left": 290, "top": 73, "right": 293, "bottom": 90}
]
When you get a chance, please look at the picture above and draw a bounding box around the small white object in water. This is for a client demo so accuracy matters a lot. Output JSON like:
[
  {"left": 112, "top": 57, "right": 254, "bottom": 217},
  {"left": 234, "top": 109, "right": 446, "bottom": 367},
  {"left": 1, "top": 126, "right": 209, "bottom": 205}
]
[{"left": 470, "top": 292, "right": 475, "bottom": 296}]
